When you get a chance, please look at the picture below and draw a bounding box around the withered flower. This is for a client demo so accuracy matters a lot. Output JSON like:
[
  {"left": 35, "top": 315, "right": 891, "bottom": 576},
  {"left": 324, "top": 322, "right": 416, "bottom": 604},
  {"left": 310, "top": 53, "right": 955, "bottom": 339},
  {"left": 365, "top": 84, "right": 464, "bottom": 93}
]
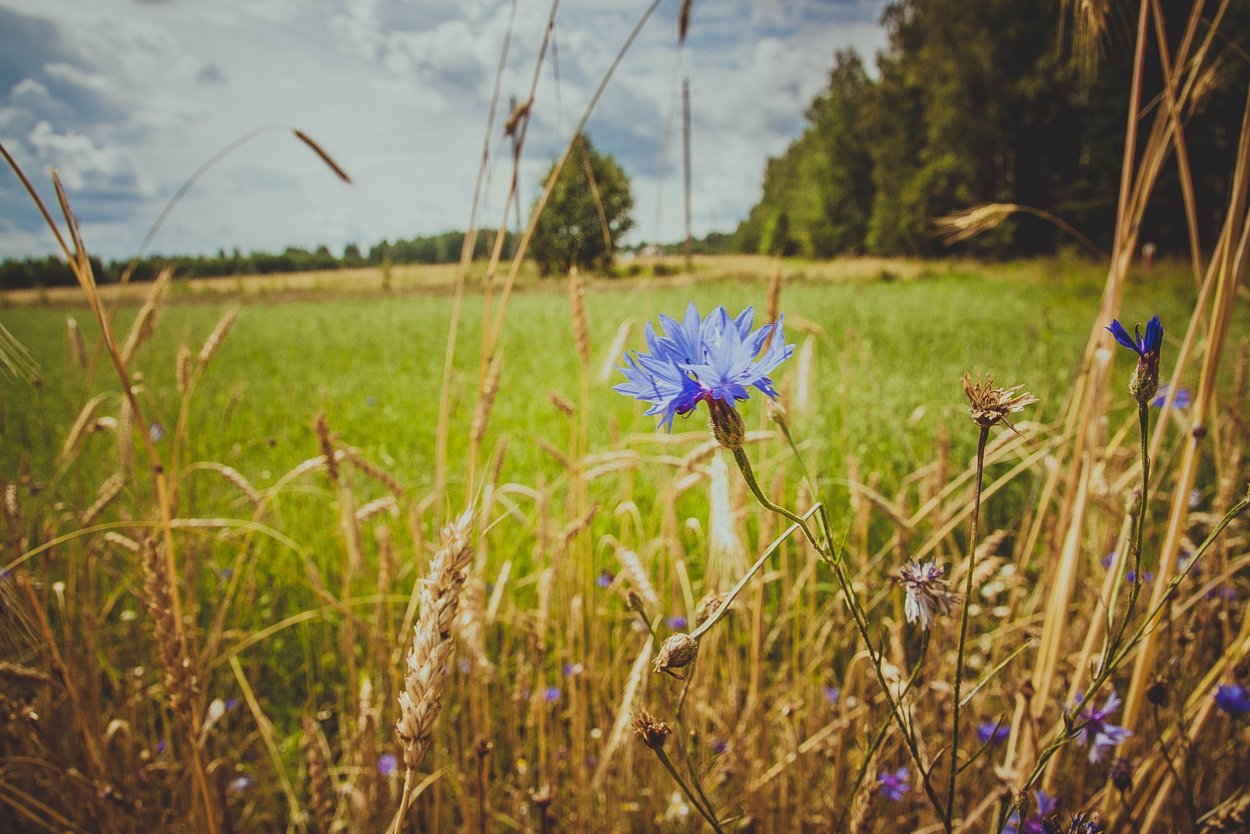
[
  {"left": 632, "top": 709, "right": 672, "bottom": 750},
  {"left": 962, "top": 372, "right": 1037, "bottom": 431}
]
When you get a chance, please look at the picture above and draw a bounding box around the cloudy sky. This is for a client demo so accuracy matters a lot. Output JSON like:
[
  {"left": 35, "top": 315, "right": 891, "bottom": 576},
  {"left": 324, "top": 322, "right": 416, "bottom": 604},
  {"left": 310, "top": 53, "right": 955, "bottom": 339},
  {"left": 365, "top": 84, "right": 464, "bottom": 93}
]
[{"left": 0, "top": 0, "right": 887, "bottom": 260}]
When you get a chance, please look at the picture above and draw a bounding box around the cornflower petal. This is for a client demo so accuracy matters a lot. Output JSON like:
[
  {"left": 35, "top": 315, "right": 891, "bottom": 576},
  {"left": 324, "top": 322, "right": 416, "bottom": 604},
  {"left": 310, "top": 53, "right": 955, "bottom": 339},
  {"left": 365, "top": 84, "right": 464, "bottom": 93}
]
[{"left": 1106, "top": 320, "right": 1141, "bottom": 354}]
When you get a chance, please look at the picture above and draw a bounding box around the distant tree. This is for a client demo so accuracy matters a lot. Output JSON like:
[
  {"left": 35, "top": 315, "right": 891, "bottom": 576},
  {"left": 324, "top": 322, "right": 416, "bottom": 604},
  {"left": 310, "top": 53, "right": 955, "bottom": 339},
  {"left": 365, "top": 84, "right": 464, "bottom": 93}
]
[{"left": 530, "top": 134, "right": 634, "bottom": 275}]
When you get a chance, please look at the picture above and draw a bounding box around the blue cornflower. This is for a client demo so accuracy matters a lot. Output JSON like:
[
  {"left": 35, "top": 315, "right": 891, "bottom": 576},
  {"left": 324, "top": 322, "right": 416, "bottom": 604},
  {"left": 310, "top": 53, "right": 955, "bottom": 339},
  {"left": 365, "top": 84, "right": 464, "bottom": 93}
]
[
  {"left": 1075, "top": 689, "right": 1131, "bottom": 763},
  {"left": 1149, "top": 384, "right": 1189, "bottom": 409},
  {"left": 878, "top": 766, "right": 910, "bottom": 801},
  {"left": 666, "top": 615, "right": 688, "bottom": 630},
  {"left": 1106, "top": 316, "right": 1162, "bottom": 359},
  {"left": 1214, "top": 683, "right": 1250, "bottom": 716},
  {"left": 1042, "top": 812, "right": 1105, "bottom": 834},
  {"left": 977, "top": 721, "right": 1009, "bottom": 745},
  {"left": 712, "top": 740, "right": 729, "bottom": 755},
  {"left": 614, "top": 303, "right": 794, "bottom": 433},
  {"left": 378, "top": 753, "right": 398, "bottom": 776},
  {"left": 544, "top": 685, "right": 561, "bottom": 704},
  {"left": 1004, "top": 790, "right": 1055, "bottom": 834},
  {"left": 1106, "top": 316, "right": 1163, "bottom": 404},
  {"left": 823, "top": 685, "right": 840, "bottom": 706},
  {"left": 1005, "top": 795, "right": 1055, "bottom": 830},
  {"left": 597, "top": 569, "right": 614, "bottom": 588}
]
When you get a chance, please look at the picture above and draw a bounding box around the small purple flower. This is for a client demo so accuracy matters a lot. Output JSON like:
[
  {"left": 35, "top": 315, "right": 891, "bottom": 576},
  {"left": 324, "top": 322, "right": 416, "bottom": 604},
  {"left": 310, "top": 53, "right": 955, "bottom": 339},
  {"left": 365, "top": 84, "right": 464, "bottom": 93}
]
[
  {"left": 597, "top": 569, "right": 614, "bottom": 588},
  {"left": 1149, "top": 384, "right": 1189, "bottom": 409},
  {"left": 156, "top": 740, "right": 168, "bottom": 754},
  {"left": 977, "top": 721, "right": 1009, "bottom": 745},
  {"left": 225, "top": 698, "right": 241, "bottom": 711},
  {"left": 1076, "top": 689, "right": 1132, "bottom": 763},
  {"left": 712, "top": 740, "right": 729, "bottom": 755},
  {"left": 823, "top": 686, "right": 841, "bottom": 706},
  {"left": 666, "top": 615, "right": 688, "bottom": 630},
  {"left": 897, "top": 559, "right": 958, "bottom": 630},
  {"left": 544, "top": 686, "right": 561, "bottom": 704},
  {"left": 1100, "top": 551, "right": 1115, "bottom": 569},
  {"left": 1214, "top": 684, "right": 1250, "bottom": 716},
  {"left": 1125, "top": 570, "right": 1153, "bottom": 584},
  {"left": 379, "top": 753, "right": 398, "bottom": 776},
  {"left": 878, "top": 766, "right": 910, "bottom": 801},
  {"left": 563, "top": 662, "right": 583, "bottom": 677}
]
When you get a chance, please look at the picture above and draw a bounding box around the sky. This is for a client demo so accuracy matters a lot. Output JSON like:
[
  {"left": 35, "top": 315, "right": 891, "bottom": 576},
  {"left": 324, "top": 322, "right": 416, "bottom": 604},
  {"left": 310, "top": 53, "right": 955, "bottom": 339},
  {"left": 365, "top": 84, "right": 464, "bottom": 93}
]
[{"left": 0, "top": 0, "right": 888, "bottom": 260}]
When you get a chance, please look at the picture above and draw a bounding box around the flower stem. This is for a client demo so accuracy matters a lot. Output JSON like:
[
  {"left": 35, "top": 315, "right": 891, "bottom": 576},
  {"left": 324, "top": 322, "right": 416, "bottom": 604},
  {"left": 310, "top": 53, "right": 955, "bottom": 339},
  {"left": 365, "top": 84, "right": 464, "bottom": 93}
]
[
  {"left": 731, "top": 448, "right": 821, "bottom": 550},
  {"left": 730, "top": 446, "right": 948, "bottom": 821},
  {"left": 947, "top": 424, "right": 990, "bottom": 833},
  {"left": 654, "top": 747, "right": 726, "bottom": 833}
]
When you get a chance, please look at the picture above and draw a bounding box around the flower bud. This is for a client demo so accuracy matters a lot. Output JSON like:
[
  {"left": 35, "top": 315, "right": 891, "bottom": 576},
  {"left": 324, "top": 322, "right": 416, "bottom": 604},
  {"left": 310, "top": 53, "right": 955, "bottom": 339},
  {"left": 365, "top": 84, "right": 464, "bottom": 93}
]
[
  {"left": 708, "top": 398, "right": 745, "bottom": 451},
  {"left": 1129, "top": 357, "right": 1159, "bottom": 406},
  {"left": 654, "top": 632, "right": 699, "bottom": 676}
]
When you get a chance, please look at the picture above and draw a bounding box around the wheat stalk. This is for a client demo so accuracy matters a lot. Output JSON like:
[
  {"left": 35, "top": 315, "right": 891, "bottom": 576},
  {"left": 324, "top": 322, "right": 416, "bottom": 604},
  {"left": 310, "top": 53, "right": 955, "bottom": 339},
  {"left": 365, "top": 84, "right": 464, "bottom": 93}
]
[
  {"left": 395, "top": 511, "right": 475, "bottom": 767},
  {"left": 303, "top": 714, "right": 336, "bottom": 833},
  {"left": 197, "top": 307, "right": 238, "bottom": 367},
  {"left": 342, "top": 447, "right": 406, "bottom": 496},
  {"left": 81, "top": 472, "right": 125, "bottom": 525},
  {"left": 119, "top": 267, "right": 171, "bottom": 364},
  {"left": 141, "top": 538, "right": 199, "bottom": 734}
]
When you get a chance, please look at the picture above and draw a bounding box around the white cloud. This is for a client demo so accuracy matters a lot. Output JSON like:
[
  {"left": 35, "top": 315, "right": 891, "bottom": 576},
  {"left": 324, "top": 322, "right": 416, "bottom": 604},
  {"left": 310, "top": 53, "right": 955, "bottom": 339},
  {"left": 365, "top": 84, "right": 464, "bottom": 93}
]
[
  {"left": 0, "top": 0, "right": 888, "bottom": 259},
  {"left": 25, "top": 120, "right": 155, "bottom": 197}
]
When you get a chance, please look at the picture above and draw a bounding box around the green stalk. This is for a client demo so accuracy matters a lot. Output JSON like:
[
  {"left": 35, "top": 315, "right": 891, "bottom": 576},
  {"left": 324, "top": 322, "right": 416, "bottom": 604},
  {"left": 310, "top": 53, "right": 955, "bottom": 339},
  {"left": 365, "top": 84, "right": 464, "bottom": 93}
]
[
  {"left": 731, "top": 446, "right": 949, "bottom": 822},
  {"left": 947, "top": 425, "right": 990, "bottom": 833},
  {"left": 653, "top": 747, "right": 726, "bottom": 833}
]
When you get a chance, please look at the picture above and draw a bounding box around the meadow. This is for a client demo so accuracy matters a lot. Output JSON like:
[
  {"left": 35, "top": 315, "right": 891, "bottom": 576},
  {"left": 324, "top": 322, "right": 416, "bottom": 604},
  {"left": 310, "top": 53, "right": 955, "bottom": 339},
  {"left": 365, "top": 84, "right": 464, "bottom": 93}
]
[{"left": 2, "top": 252, "right": 1248, "bottom": 833}]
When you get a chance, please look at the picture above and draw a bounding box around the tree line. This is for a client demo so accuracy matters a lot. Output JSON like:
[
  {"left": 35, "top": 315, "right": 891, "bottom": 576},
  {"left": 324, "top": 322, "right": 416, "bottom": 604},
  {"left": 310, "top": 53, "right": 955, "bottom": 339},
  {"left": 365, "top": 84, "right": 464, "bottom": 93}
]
[
  {"left": 735, "top": 0, "right": 1250, "bottom": 259},
  {"left": 0, "top": 230, "right": 519, "bottom": 290}
]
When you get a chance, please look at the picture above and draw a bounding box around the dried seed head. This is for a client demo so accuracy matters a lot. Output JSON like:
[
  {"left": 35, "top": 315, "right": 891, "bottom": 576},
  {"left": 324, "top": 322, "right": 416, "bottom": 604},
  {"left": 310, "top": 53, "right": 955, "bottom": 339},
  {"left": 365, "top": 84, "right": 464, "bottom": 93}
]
[
  {"left": 962, "top": 372, "right": 1037, "bottom": 431},
  {"left": 1145, "top": 676, "right": 1168, "bottom": 707},
  {"left": 695, "top": 590, "right": 728, "bottom": 626},
  {"left": 548, "top": 390, "right": 576, "bottom": 417},
  {"left": 314, "top": 413, "right": 338, "bottom": 483},
  {"left": 632, "top": 710, "right": 671, "bottom": 750},
  {"left": 654, "top": 632, "right": 698, "bottom": 676},
  {"left": 1109, "top": 757, "right": 1133, "bottom": 792}
]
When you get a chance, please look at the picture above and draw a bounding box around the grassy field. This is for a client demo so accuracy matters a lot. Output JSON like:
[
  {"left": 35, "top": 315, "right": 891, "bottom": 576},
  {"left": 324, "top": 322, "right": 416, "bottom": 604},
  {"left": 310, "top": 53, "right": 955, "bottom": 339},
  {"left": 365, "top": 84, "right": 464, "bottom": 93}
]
[{"left": 1, "top": 255, "right": 1247, "bottom": 833}]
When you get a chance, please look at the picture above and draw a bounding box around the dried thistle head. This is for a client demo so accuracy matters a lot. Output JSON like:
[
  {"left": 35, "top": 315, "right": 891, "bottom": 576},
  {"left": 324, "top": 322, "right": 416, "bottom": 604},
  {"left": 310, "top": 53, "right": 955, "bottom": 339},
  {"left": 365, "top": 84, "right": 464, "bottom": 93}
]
[
  {"left": 632, "top": 709, "right": 671, "bottom": 750},
  {"left": 695, "top": 590, "right": 728, "bottom": 626},
  {"left": 654, "top": 632, "right": 698, "bottom": 677},
  {"left": 962, "top": 372, "right": 1037, "bottom": 431}
]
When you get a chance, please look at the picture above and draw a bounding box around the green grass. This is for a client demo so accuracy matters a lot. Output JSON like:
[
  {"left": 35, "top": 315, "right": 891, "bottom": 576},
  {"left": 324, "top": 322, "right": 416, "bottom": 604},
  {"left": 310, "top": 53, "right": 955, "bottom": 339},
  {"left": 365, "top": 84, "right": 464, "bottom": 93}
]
[
  {"left": 1, "top": 255, "right": 1245, "bottom": 831},
  {"left": 0, "top": 256, "right": 1219, "bottom": 514}
]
